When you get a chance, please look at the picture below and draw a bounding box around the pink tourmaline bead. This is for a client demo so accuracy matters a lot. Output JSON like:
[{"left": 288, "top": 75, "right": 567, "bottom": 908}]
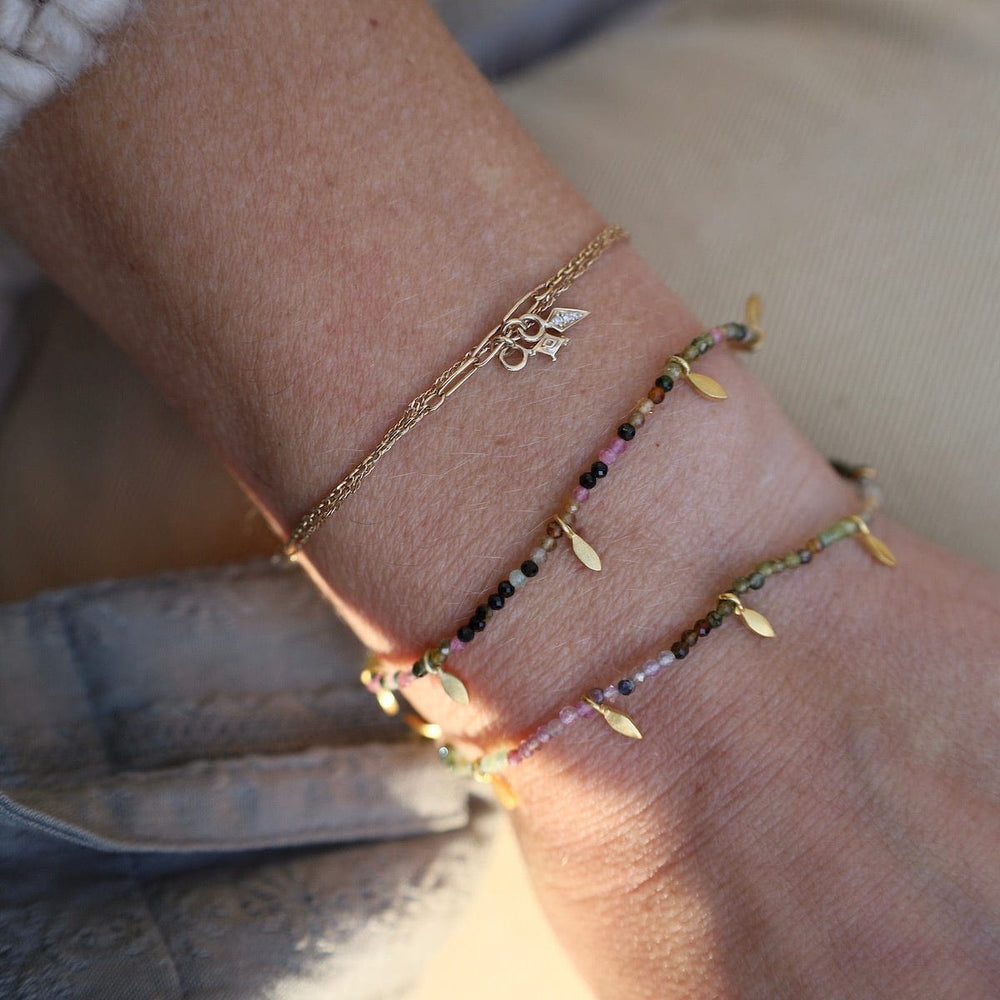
[
  {"left": 577, "top": 700, "right": 596, "bottom": 719},
  {"left": 398, "top": 673, "right": 413, "bottom": 688},
  {"left": 598, "top": 446, "right": 618, "bottom": 466},
  {"left": 507, "top": 749, "right": 522, "bottom": 766},
  {"left": 644, "top": 659, "right": 661, "bottom": 679},
  {"left": 610, "top": 436, "right": 628, "bottom": 457},
  {"left": 526, "top": 736, "right": 542, "bottom": 753},
  {"left": 536, "top": 726, "right": 551, "bottom": 744},
  {"left": 711, "top": 325, "right": 725, "bottom": 344},
  {"left": 546, "top": 720, "right": 564, "bottom": 739},
  {"left": 559, "top": 706, "right": 577, "bottom": 726},
  {"left": 604, "top": 684, "right": 618, "bottom": 701},
  {"left": 450, "top": 638, "right": 466, "bottom": 652},
  {"left": 573, "top": 485, "right": 590, "bottom": 503}
]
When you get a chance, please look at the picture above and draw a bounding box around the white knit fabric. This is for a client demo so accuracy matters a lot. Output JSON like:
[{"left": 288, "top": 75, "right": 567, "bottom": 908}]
[{"left": 0, "top": 0, "right": 134, "bottom": 138}]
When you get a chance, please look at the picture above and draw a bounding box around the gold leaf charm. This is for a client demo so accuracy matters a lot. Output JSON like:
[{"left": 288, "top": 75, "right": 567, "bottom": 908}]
[
  {"left": 850, "top": 516, "right": 897, "bottom": 567},
  {"left": 556, "top": 516, "right": 602, "bottom": 571},
  {"left": 719, "top": 592, "right": 775, "bottom": 638},
  {"left": 376, "top": 689, "right": 400, "bottom": 715},
  {"left": 437, "top": 669, "right": 470, "bottom": 705},
  {"left": 583, "top": 697, "right": 643, "bottom": 739},
  {"left": 403, "top": 714, "right": 442, "bottom": 740},
  {"left": 488, "top": 774, "right": 519, "bottom": 810},
  {"left": 668, "top": 354, "right": 727, "bottom": 400},
  {"left": 686, "top": 370, "right": 729, "bottom": 400},
  {"left": 739, "top": 606, "right": 776, "bottom": 638},
  {"left": 862, "top": 533, "right": 898, "bottom": 567},
  {"left": 739, "top": 293, "right": 765, "bottom": 351}
]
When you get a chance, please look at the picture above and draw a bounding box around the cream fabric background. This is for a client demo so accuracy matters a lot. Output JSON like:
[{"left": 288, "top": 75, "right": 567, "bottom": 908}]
[{"left": 415, "top": 1, "right": 1000, "bottom": 995}]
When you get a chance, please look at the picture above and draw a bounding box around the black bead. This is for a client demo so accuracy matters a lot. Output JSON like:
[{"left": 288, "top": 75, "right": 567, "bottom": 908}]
[
  {"left": 488, "top": 593, "right": 505, "bottom": 611},
  {"left": 457, "top": 625, "right": 475, "bottom": 643},
  {"left": 655, "top": 375, "right": 674, "bottom": 392},
  {"left": 498, "top": 580, "right": 515, "bottom": 598},
  {"left": 748, "top": 572, "right": 765, "bottom": 590},
  {"left": 592, "top": 461, "right": 608, "bottom": 479},
  {"left": 617, "top": 423, "right": 636, "bottom": 441},
  {"left": 469, "top": 616, "right": 487, "bottom": 633},
  {"left": 521, "top": 560, "right": 539, "bottom": 578},
  {"left": 617, "top": 678, "right": 635, "bottom": 696},
  {"left": 671, "top": 641, "right": 689, "bottom": 659},
  {"left": 474, "top": 604, "right": 489, "bottom": 621},
  {"left": 579, "top": 472, "right": 597, "bottom": 490},
  {"left": 412, "top": 658, "right": 429, "bottom": 678},
  {"left": 798, "top": 548, "right": 812, "bottom": 564}
]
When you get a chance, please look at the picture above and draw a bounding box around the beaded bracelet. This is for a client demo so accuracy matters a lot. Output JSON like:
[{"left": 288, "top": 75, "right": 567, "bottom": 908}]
[
  {"left": 435, "top": 463, "right": 894, "bottom": 809},
  {"left": 284, "top": 225, "right": 627, "bottom": 555},
  {"left": 362, "top": 297, "right": 765, "bottom": 711}
]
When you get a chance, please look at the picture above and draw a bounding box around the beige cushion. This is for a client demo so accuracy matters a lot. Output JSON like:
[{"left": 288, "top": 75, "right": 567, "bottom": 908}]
[{"left": 498, "top": 0, "right": 1000, "bottom": 571}]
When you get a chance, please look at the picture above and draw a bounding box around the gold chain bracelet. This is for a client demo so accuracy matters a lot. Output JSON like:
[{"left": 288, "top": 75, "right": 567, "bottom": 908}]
[{"left": 284, "top": 224, "right": 628, "bottom": 556}]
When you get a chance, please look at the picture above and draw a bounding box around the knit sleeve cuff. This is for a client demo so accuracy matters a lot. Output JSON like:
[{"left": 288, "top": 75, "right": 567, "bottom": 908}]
[{"left": 0, "top": 0, "right": 136, "bottom": 140}]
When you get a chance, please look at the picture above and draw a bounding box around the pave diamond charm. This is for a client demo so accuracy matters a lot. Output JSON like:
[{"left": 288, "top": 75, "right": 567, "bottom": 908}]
[{"left": 546, "top": 307, "right": 588, "bottom": 331}]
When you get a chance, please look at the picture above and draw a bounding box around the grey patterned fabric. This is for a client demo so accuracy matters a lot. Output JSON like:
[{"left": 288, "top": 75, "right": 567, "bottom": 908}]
[{"left": 0, "top": 562, "right": 496, "bottom": 998}]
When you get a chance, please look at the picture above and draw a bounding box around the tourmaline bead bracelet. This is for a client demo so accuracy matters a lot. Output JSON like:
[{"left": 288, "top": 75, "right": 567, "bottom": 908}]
[
  {"left": 363, "top": 297, "right": 765, "bottom": 709},
  {"left": 438, "top": 463, "right": 894, "bottom": 807}
]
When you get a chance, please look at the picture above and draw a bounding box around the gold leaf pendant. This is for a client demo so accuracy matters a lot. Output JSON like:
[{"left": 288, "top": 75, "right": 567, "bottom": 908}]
[
  {"left": 403, "top": 714, "right": 442, "bottom": 741},
  {"left": 376, "top": 689, "right": 400, "bottom": 715},
  {"left": 583, "top": 697, "right": 643, "bottom": 739},
  {"left": 850, "top": 516, "right": 898, "bottom": 568},
  {"left": 488, "top": 774, "right": 519, "bottom": 810},
  {"left": 668, "top": 354, "right": 728, "bottom": 401},
  {"left": 437, "top": 669, "right": 470, "bottom": 705},
  {"left": 556, "top": 516, "right": 602, "bottom": 571},
  {"left": 686, "top": 370, "right": 729, "bottom": 400},
  {"left": 719, "top": 592, "right": 776, "bottom": 638}
]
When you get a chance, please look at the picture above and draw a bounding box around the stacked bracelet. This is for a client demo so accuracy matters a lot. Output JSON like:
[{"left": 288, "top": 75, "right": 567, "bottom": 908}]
[
  {"left": 284, "top": 225, "right": 628, "bottom": 555},
  {"left": 362, "top": 297, "right": 765, "bottom": 709},
  {"left": 436, "top": 463, "right": 893, "bottom": 808}
]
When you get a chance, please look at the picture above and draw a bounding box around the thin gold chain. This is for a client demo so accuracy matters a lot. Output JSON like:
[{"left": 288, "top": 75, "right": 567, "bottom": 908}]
[{"left": 284, "top": 225, "right": 628, "bottom": 555}]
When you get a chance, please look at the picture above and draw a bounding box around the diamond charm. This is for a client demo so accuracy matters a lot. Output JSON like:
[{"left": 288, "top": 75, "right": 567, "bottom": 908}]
[
  {"left": 535, "top": 332, "right": 569, "bottom": 359},
  {"left": 546, "top": 307, "right": 588, "bottom": 332}
]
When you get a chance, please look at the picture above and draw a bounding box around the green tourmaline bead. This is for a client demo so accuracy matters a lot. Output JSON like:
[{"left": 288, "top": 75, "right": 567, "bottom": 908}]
[
  {"left": 717, "top": 599, "right": 735, "bottom": 617},
  {"left": 843, "top": 518, "right": 859, "bottom": 535},
  {"left": 706, "top": 610, "right": 724, "bottom": 628},
  {"left": 733, "top": 577, "right": 750, "bottom": 594},
  {"left": 818, "top": 525, "right": 844, "bottom": 547},
  {"left": 683, "top": 344, "right": 700, "bottom": 362},
  {"left": 478, "top": 749, "right": 510, "bottom": 774},
  {"left": 748, "top": 571, "right": 765, "bottom": 589},
  {"left": 696, "top": 335, "right": 711, "bottom": 354},
  {"left": 725, "top": 322, "right": 748, "bottom": 341},
  {"left": 755, "top": 562, "right": 773, "bottom": 578},
  {"left": 784, "top": 551, "right": 802, "bottom": 569},
  {"left": 664, "top": 361, "right": 683, "bottom": 379},
  {"left": 770, "top": 559, "right": 784, "bottom": 574}
]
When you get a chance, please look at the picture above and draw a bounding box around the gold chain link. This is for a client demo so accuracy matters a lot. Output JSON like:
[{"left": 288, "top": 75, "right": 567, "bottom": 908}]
[{"left": 284, "top": 225, "right": 627, "bottom": 555}]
